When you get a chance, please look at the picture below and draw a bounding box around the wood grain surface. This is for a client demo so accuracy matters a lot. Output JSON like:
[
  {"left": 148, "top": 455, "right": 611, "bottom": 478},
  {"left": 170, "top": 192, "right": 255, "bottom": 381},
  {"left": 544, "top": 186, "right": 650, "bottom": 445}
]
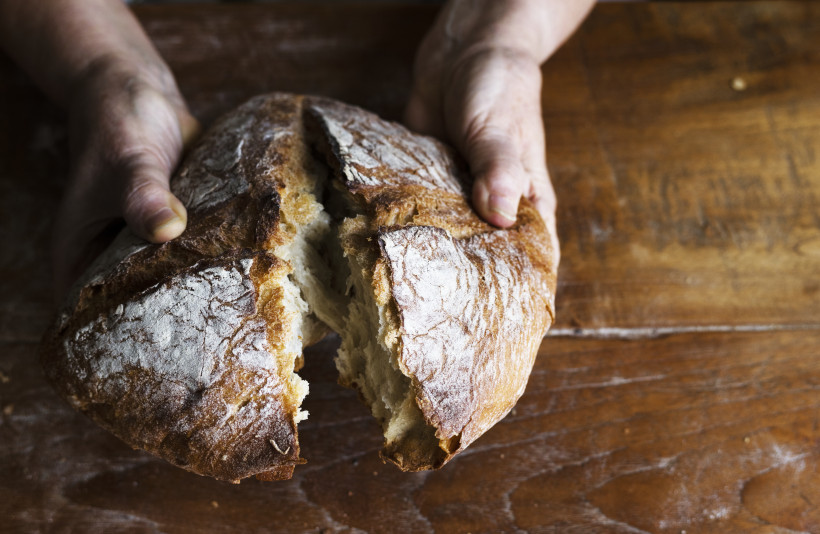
[{"left": 1, "top": 2, "right": 819, "bottom": 533}]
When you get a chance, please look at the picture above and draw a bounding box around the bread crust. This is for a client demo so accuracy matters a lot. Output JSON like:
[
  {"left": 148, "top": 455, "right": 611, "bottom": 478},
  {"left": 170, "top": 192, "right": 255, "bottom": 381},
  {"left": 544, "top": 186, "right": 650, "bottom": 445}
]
[
  {"left": 41, "top": 94, "right": 314, "bottom": 483},
  {"left": 41, "top": 93, "right": 558, "bottom": 481},
  {"left": 305, "top": 98, "right": 557, "bottom": 469}
]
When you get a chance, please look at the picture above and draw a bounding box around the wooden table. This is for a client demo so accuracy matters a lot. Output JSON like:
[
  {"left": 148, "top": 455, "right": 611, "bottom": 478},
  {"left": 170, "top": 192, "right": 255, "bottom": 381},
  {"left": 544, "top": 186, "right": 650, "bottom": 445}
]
[{"left": 2, "top": 2, "right": 820, "bottom": 532}]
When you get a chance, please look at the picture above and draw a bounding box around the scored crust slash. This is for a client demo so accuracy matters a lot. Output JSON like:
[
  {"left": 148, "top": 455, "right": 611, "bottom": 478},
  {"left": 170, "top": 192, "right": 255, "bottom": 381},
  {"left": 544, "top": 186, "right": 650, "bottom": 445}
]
[{"left": 40, "top": 93, "right": 558, "bottom": 483}]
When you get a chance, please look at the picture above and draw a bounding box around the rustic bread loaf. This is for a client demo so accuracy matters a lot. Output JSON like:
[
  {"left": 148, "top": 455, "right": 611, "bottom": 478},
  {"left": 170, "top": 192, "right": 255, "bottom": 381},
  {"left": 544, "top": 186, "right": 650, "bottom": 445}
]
[{"left": 41, "top": 93, "right": 558, "bottom": 482}]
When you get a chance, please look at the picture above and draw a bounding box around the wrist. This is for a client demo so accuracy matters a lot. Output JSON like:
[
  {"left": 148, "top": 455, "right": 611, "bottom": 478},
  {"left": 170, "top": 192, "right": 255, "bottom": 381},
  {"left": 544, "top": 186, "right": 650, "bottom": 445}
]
[
  {"left": 0, "top": 0, "right": 175, "bottom": 108},
  {"left": 431, "top": 0, "right": 595, "bottom": 65}
]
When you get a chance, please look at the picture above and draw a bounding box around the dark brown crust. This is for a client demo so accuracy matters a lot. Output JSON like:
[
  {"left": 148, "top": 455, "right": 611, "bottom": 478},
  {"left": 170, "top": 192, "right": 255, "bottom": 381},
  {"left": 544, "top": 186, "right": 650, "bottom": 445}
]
[
  {"left": 303, "top": 99, "right": 492, "bottom": 239},
  {"left": 40, "top": 94, "right": 312, "bottom": 483}
]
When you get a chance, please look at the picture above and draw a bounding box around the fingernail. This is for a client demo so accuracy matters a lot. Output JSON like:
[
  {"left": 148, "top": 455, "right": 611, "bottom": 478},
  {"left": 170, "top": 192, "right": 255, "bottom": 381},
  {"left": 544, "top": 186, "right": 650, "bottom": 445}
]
[
  {"left": 488, "top": 194, "right": 518, "bottom": 222},
  {"left": 168, "top": 193, "right": 187, "bottom": 221},
  {"left": 148, "top": 195, "right": 187, "bottom": 241},
  {"left": 149, "top": 209, "right": 186, "bottom": 241}
]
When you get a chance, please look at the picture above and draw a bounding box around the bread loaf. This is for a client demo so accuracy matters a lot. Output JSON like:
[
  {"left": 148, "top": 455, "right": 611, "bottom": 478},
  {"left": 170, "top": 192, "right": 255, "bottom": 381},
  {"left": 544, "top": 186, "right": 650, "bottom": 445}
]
[{"left": 41, "top": 93, "right": 558, "bottom": 482}]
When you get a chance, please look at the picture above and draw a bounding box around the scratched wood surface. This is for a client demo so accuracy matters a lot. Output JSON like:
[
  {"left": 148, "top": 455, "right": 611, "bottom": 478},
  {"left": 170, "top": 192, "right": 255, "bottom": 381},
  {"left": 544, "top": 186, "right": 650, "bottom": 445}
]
[{"left": 1, "top": 2, "right": 820, "bottom": 533}]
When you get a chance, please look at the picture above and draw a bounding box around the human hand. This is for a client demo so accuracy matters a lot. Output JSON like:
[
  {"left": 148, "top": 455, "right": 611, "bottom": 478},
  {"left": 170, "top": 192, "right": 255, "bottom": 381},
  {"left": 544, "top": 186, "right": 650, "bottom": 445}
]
[
  {"left": 54, "top": 59, "right": 198, "bottom": 295},
  {"left": 405, "top": 0, "right": 594, "bottom": 240},
  {"left": 0, "top": 0, "right": 198, "bottom": 296}
]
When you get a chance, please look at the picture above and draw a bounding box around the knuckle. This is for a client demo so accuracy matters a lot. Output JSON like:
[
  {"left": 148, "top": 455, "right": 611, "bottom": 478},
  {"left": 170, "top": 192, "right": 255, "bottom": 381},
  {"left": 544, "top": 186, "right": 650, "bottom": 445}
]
[
  {"left": 481, "top": 171, "right": 525, "bottom": 198},
  {"left": 121, "top": 174, "right": 167, "bottom": 217},
  {"left": 117, "top": 143, "right": 173, "bottom": 176}
]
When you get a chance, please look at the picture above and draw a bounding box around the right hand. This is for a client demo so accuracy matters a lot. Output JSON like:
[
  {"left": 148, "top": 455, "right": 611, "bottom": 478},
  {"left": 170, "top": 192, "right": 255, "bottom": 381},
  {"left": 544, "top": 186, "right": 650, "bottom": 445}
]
[
  {"left": 0, "top": 0, "right": 199, "bottom": 296},
  {"left": 404, "top": 0, "right": 595, "bottom": 262},
  {"left": 54, "top": 58, "right": 199, "bottom": 296}
]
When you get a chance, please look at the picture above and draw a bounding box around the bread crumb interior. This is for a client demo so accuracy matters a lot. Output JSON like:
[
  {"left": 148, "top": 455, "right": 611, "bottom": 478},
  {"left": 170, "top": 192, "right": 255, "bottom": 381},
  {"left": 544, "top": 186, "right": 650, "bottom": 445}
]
[
  {"left": 253, "top": 259, "right": 311, "bottom": 426},
  {"left": 270, "top": 129, "right": 439, "bottom": 468}
]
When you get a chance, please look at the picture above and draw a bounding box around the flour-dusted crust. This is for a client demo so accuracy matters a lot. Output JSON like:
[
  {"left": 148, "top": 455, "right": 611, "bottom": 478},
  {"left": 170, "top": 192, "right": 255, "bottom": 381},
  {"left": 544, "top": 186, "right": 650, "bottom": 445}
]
[
  {"left": 305, "top": 97, "right": 557, "bottom": 469},
  {"left": 59, "top": 254, "right": 303, "bottom": 481},
  {"left": 380, "top": 227, "right": 552, "bottom": 454},
  {"left": 42, "top": 93, "right": 558, "bottom": 481},
  {"left": 41, "top": 94, "right": 315, "bottom": 483}
]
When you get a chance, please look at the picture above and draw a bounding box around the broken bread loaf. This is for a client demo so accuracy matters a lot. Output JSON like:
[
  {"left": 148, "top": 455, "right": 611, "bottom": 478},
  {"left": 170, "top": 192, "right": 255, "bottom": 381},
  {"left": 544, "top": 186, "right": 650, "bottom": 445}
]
[{"left": 41, "top": 93, "right": 558, "bottom": 483}]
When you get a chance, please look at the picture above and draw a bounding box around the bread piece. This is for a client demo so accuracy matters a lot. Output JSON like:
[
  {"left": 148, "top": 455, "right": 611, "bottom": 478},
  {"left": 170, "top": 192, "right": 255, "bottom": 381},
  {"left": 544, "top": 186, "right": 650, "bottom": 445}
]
[
  {"left": 305, "top": 98, "right": 557, "bottom": 469},
  {"left": 41, "top": 94, "right": 321, "bottom": 483},
  {"left": 41, "top": 93, "right": 558, "bottom": 481}
]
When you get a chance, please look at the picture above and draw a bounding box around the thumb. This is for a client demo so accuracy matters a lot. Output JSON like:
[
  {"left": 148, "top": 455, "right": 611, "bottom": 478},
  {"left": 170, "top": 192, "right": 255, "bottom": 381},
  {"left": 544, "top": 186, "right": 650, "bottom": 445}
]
[
  {"left": 121, "top": 96, "right": 197, "bottom": 243},
  {"left": 464, "top": 125, "right": 527, "bottom": 228},
  {"left": 121, "top": 159, "right": 188, "bottom": 243}
]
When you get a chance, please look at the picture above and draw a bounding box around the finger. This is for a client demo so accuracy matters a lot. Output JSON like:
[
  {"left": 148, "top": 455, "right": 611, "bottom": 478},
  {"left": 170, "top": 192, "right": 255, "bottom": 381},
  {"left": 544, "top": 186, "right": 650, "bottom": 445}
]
[
  {"left": 120, "top": 89, "right": 191, "bottom": 243},
  {"left": 529, "top": 167, "right": 558, "bottom": 236},
  {"left": 464, "top": 122, "right": 528, "bottom": 228},
  {"left": 177, "top": 108, "right": 201, "bottom": 150},
  {"left": 51, "top": 168, "right": 125, "bottom": 300},
  {"left": 52, "top": 217, "right": 125, "bottom": 301},
  {"left": 528, "top": 165, "right": 561, "bottom": 266},
  {"left": 53, "top": 131, "right": 191, "bottom": 298},
  {"left": 519, "top": 116, "right": 560, "bottom": 265},
  {"left": 121, "top": 161, "right": 187, "bottom": 243},
  {"left": 445, "top": 48, "right": 545, "bottom": 228},
  {"left": 519, "top": 111, "right": 556, "bottom": 222}
]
